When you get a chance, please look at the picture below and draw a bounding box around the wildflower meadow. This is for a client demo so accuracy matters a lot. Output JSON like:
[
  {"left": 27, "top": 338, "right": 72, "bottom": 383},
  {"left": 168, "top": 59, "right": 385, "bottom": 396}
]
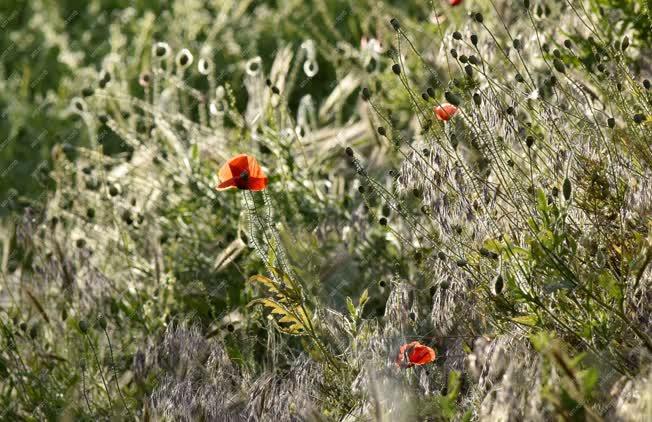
[{"left": 0, "top": 0, "right": 651, "bottom": 420}]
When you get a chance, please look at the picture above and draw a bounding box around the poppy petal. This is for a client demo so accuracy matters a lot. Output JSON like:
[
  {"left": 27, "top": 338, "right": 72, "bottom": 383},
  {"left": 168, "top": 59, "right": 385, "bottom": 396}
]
[
  {"left": 218, "top": 161, "right": 234, "bottom": 183},
  {"left": 246, "top": 177, "right": 268, "bottom": 191},
  {"left": 246, "top": 156, "right": 266, "bottom": 179},
  {"left": 228, "top": 154, "right": 250, "bottom": 178},
  {"left": 217, "top": 178, "right": 237, "bottom": 190}
]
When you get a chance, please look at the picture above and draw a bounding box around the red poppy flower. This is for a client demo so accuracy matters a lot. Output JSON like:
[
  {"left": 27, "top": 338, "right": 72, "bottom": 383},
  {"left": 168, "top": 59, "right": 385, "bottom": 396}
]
[
  {"left": 395, "top": 341, "right": 437, "bottom": 368},
  {"left": 434, "top": 103, "right": 458, "bottom": 121},
  {"left": 450, "top": 0, "right": 463, "bottom": 6},
  {"left": 217, "top": 154, "right": 268, "bottom": 191}
]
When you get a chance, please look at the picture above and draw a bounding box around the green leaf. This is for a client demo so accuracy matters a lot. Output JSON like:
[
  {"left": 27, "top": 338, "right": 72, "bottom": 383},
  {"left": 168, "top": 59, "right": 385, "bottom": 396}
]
[{"left": 512, "top": 314, "right": 538, "bottom": 326}]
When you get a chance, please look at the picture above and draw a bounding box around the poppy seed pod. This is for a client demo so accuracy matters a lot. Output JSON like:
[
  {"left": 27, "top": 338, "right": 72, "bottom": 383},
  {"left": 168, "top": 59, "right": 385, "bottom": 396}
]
[
  {"left": 474, "top": 13, "right": 484, "bottom": 23},
  {"left": 453, "top": 31, "right": 462, "bottom": 40},
  {"left": 473, "top": 93, "right": 482, "bottom": 106},
  {"left": 621, "top": 36, "right": 629, "bottom": 51},
  {"left": 465, "top": 65, "right": 473, "bottom": 77},
  {"left": 78, "top": 320, "right": 89, "bottom": 334},
  {"left": 427, "top": 87, "right": 435, "bottom": 98},
  {"left": 633, "top": 114, "right": 644, "bottom": 124},
  {"left": 392, "top": 63, "right": 401, "bottom": 75},
  {"left": 153, "top": 42, "right": 170, "bottom": 59},
  {"left": 643, "top": 79, "right": 650, "bottom": 90},
  {"left": 345, "top": 147, "right": 354, "bottom": 157},
  {"left": 515, "top": 73, "right": 525, "bottom": 83},
  {"left": 564, "top": 39, "right": 572, "bottom": 49},
  {"left": 471, "top": 34, "right": 478, "bottom": 46},
  {"left": 81, "top": 87, "right": 94, "bottom": 97},
  {"left": 450, "top": 48, "right": 458, "bottom": 58},
  {"left": 379, "top": 217, "right": 387, "bottom": 226},
  {"left": 468, "top": 55, "right": 480, "bottom": 65},
  {"left": 377, "top": 126, "right": 387, "bottom": 136},
  {"left": 390, "top": 18, "right": 400, "bottom": 31},
  {"left": 459, "top": 54, "right": 468, "bottom": 64},
  {"left": 175, "top": 48, "right": 193, "bottom": 69},
  {"left": 421, "top": 92, "right": 430, "bottom": 101},
  {"left": 97, "top": 314, "right": 107, "bottom": 330},
  {"left": 513, "top": 39, "right": 521, "bottom": 49}
]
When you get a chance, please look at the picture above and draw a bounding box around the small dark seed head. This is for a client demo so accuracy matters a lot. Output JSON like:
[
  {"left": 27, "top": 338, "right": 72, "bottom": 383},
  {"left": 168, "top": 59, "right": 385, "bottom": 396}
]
[
  {"left": 459, "top": 54, "right": 468, "bottom": 64},
  {"left": 526, "top": 136, "right": 535, "bottom": 147},
  {"left": 553, "top": 49, "right": 561, "bottom": 58},
  {"left": 421, "top": 92, "right": 429, "bottom": 101},
  {"left": 450, "top": 48, "right": 458, "bottom": 58},
  {"left": 361, "top": 87, "right": 371, "bottom": 101},
  {"left": 513, "top": 39, "right": 521, "bottom": 49},
  {"left": 271, "top": 86, "right": 280, "bottom": 95},
  {"left": 453, "top": 31, "right": 462, "bottom": 40},
  {"left": 379, "top": 217, "right": 387, "bottom": 226},
  {"left": 553, "top": 58, "right": 566, "bottom": 74},
  {"left": 426, "top": 87, "right": 435, "bottom": 98},
  {"left": 643, "top": 79, "right": 650, "bottom": 90},
  {"left": 633, "top": 114, "right": 644, "bottom": 124},
  {"left": 392, "top": 63, "right": 401, "bottom": 75},
  {"left": 515, "top": 73, "right": 525, "bottom": 83},
  {"left": 471, "top": 34, "right": 478, "bottom": 46},
  {"left": 621, "top": 36, "right": 629, "bottom": 51},
  {"left": 465, "top": 64, "right": 473, "bottom": 77},
  {"left": 78, "top": 320, "right": 89, "bottom": 334},
  {"left": 358, "top": 185, "right": 365, "bottom": 193},
  {"left": 390, "top": 18, "right": 400, "bottom": 31},
  {"left": 468, "top": 55, "right": 479, "bottom": 65},
  {"left": 473, "top": 93, "right": 482, "bottom": 106},
  {"left": 438, "top": 251, "right": 446, "bottom": 260},
  {"left": 345, "top": 147, "right": 354, "bottom": 157},
  {"left": 474, "top": 13, "right": 484, "bottom": 23},
  {"left": 377, "top": 126, "right": 387, "bottom": 136},
  {"left": 379, "top": 280, "right": 386, "bottom": 288}
]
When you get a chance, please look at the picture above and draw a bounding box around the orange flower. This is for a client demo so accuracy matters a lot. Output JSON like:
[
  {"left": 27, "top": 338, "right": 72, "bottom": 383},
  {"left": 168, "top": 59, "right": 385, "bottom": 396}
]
[
  {"left": 395, "top": 341, "right": 437, "bottom": 368},
  {"left": 434, "top": 103, "right": 458, "bottom": 121},
  {"left": 216, "top": 154, "right": 268, "bottom": 191}
]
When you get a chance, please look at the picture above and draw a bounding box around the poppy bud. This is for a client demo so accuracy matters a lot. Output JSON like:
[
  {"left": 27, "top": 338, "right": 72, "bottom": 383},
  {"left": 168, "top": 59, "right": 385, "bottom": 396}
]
[
  {"left": 345, "top": 146, "right": 354, "bottom": 156},
  {"left": 390, "top": 18, "right": 400, "bottom": 31},
  {"left": 474, "top": 13, "right": 484, "bottom": 23},
  {"left": 465, "top": 65, "right": 473, "bottom": 77},
  {"left": 643, "top": 79, "right": 650, "bottom": 90},
  {"left": 453, "top": 31, "right": 462, "bottom": 40},
  {"left": 468, "top": 55, "right": 480, "bottom": 65},
  {"left": 78, "top": 320, "right": 89, "bottom": 334},
  {"left": 621, "top": 36, "right": 629, "bottom": 51},
  {"left": 450, "top": 48, "right": 458, "bottom": 58},
  {"left": 493, "top": 274, "right": 504, "bottom": 295},
  {"left": 513, "top": 39, "right": 521, "bottom": 50},
  {"left": 361, "top": 87, "right": 371, "bottom": 101},
  {"left": 633, "top": 114, "right": 644, "bottom": 124},
  {"left": 515, "top": 73, "right": 524, "bottom": 83},
  {"left": 379, "top": 217, "right": 387, "bottom": 226},
  {"left": 526, "top": 136, "right": 534, "bottom": 147},
  {"left": 471, "top": 34, "right": 478, "bottom": 46},
  {"left": 377, "top": 126, "right": 387, "bottom": 136},
  {"left": 553, "top": 49, "right": 561, "bottom": 58},
  {"left": 459, "top": 54, "right": 468, "bottom": 64},
  {"left": 421, "top": 92, "right": 429, "bottom": 101},
  {"left": 553, "top": 58, "right": 566, "bottom": 74},
  {"left": 392, "top": 64, "right": 401, "bottom": 75},
  {"left": 564, "top": 39, "right": 572, "bottom": 49},
  {"left": 444, "top": 91, "right": 461, "bottom": 106},
  {"left": 563, "top": 177, "right": 572, "bottom": 200},
  {"left": 427, "top": 87, "right": 435, "bottom": 98}
]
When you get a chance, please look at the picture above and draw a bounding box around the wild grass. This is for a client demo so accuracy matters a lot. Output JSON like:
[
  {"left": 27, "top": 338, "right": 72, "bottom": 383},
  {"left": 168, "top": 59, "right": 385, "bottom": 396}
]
[{"left": 1, "top": 0, "right": 651, "bottom": 420}]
